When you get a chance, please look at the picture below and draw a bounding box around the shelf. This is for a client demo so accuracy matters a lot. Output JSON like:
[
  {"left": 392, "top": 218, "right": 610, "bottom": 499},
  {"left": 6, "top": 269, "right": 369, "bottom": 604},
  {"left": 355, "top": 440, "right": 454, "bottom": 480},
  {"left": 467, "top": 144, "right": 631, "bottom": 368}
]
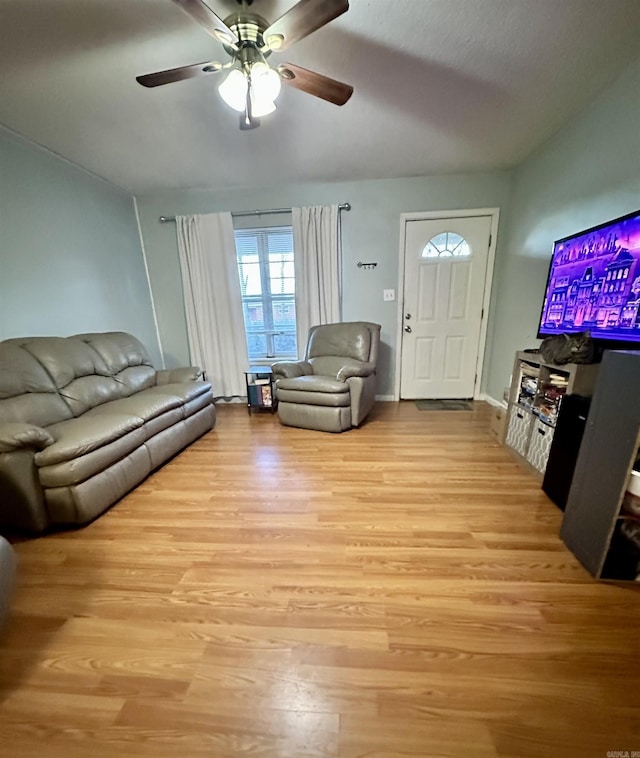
[
  {"left": 505, "top": 351, "right": 600, "bottom": 477},
  {"left": 245, "top": 367, "right": 278, "bottom": 414}
]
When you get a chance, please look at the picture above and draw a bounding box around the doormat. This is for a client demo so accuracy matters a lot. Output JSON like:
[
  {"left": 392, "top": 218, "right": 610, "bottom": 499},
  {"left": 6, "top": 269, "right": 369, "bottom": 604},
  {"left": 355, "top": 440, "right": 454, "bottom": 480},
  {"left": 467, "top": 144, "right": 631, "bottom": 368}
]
[{"left": 416, "top": 399, "right": 472, "bottom": 411}]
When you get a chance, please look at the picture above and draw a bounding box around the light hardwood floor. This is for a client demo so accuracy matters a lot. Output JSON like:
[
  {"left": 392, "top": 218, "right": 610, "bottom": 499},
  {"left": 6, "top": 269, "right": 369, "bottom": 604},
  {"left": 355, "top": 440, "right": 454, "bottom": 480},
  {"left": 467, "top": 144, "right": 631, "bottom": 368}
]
[{"left": 1, "top": 402, "right": 639, "bottom": 757}]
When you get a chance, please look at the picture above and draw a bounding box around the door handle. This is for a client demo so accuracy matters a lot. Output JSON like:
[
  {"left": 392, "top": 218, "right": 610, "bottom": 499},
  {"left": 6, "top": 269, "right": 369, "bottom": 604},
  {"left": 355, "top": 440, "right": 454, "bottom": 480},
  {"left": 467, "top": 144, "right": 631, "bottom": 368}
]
[{"left": 404, "top": 325, "right": 412, "bottom": 333}]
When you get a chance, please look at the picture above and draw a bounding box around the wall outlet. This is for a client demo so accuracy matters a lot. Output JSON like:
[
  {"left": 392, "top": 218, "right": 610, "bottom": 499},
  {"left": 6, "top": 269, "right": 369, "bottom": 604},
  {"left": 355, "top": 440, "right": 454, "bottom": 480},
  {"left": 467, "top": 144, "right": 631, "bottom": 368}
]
[{"left": 383, "top": 289, "right": 395, "bottom": 301}]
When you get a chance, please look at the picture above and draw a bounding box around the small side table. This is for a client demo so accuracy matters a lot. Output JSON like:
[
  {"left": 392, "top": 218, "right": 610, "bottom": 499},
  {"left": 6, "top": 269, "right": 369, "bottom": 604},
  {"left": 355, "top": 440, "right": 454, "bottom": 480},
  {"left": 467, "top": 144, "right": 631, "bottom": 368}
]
[{"left": 245, "top": 366, "right": 278, "bottom": 414}]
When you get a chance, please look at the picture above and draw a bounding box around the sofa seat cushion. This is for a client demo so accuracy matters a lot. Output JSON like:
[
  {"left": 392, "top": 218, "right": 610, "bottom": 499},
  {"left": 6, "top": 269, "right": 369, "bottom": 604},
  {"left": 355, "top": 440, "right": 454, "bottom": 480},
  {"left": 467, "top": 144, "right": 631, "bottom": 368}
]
[
  {"left": 37, "top": 427, "right": 146, "bottom": 488},
  {"left": 277, "top": 375, "right": 349, "bottom": 394},
  {"left": 277, "top": 388, "right": 351, "bottom": 407},
  {"left": 35, "top": 413, "right": 144, "bottom": 467},
  {"left": 277, "top": 375, "right": 350, "bottom": 408},
  {"left": 143, "top": 407, "right": 185, "bottom": 438},
  {"left": 144, "top": 381, "right": 211, "bottom": 404},
  {"left": 83, "top": 392, "right": 182, "bottom": 423}
]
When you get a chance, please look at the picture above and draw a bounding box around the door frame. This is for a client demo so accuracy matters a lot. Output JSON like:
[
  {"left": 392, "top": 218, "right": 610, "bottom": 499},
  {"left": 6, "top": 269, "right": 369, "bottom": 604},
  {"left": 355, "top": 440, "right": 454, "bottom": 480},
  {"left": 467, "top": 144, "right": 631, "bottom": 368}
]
[{"left": 393, "top": 208, "right": 500, "bottom": 401}]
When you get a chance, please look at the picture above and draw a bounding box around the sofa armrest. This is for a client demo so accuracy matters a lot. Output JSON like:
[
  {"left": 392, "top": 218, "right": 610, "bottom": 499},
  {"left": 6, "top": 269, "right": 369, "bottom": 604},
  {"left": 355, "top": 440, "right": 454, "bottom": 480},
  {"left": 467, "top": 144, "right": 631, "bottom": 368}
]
[
  {"left": 156, "top": 367, "right": 203, "bottom": 384},
  {"left": 0, "top": 423, "right": 54, "bottom": 454},
  {"left": 272, "top": 361, "right": 313, "bottom": 379},
  {"left": 337, "top": 361, "right": 376, "bottom": 381}
]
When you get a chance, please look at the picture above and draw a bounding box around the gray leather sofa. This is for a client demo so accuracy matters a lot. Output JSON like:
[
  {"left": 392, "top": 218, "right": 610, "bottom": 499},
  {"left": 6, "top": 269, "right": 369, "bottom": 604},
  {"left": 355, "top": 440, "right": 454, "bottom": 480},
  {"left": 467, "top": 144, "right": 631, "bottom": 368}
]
[
  {"left": 0, "top": 332, "right": 215, "bottom": 533},
  {"left": 272, "top": 321, "right": 381, "bottom": 433}
]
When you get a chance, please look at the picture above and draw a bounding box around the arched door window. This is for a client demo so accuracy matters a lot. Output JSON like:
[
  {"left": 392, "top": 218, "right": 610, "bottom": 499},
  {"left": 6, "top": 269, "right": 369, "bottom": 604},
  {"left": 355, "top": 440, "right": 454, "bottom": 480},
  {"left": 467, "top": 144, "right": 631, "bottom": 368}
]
[{"left": 421, "top": 232, "right": 471, "bottom": 259}]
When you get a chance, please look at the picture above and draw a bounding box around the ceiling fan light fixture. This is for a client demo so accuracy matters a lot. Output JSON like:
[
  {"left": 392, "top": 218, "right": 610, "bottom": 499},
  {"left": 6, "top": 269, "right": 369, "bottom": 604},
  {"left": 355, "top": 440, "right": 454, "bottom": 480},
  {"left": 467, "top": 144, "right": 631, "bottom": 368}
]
[
  {"left": 218, "top": 61, "right": 281, "bottom": 116},
  {"left": 218, "top": 68, "right": 248, "bottom": 112},
  {"left": 250, "top": 62, "right": 282, "bottom": 103},
  {"left": 250, "top": 95, "right": 276, "bottom": 118}
]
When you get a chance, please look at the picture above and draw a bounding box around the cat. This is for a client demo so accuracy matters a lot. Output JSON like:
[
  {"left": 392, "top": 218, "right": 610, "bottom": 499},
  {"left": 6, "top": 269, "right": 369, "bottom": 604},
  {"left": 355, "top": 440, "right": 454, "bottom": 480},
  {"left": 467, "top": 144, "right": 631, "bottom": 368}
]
[{"left": 539, "top": 331, "right": 600, "bottom": 365}]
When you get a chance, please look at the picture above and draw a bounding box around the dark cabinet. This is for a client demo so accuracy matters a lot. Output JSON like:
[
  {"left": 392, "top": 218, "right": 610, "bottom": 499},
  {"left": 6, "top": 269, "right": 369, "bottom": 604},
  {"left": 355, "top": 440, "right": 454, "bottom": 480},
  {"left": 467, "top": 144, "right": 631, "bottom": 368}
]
[
  {"left": 560, "top": 350, "right": 640, "bottom": 580},
  {"left": 542, "top": 394, "right": 592, "bottom": 511}
]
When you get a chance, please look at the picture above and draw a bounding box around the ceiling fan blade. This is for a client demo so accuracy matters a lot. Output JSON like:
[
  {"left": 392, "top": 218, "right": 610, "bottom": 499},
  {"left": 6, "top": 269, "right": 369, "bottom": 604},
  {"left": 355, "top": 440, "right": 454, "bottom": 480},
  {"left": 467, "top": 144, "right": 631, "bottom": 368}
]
[
  {"left": 263, "top": 0, "right": 348, "bottom": 52},
  {"left": 172, "top": 0, "right": 239, "bottom": 48},
  {"left": 278, "top": 63, "right": 353, "bottom": 105},
  {"left": 136, "top": 61, "right": 224, "bottom": 88}
]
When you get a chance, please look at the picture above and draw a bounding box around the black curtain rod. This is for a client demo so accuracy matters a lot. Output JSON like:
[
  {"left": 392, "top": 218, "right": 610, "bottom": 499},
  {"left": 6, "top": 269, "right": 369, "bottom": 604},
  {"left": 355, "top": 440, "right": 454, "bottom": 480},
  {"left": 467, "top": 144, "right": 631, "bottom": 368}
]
[{"left": 159, "top": 203, "right": 350, "bottom": 223}]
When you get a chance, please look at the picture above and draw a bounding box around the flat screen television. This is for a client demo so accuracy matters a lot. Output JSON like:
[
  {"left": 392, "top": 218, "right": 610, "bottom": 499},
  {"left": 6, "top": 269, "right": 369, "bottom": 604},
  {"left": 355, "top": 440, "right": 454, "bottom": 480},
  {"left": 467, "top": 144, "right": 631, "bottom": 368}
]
[{"left": 537, "top": 208, "right": 640, "bottom": 349}]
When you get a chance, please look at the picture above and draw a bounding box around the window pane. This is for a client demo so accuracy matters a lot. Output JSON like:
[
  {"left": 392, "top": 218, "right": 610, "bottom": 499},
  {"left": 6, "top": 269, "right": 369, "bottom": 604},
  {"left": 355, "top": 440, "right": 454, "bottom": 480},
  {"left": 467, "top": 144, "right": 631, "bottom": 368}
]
[
  {"left": 422, "top": 231, "right": 471, "bottom": 258},
  {"left": 273, "top": 332, "right": 297, "bottom": 355},
  {"left": 269, "top": 255, "right": 294, "bottom": 273},
  {"left": 235, "top": 235, "right": 258, "bottom": 256},
  {"left": 271, "top": 280, "right": 295, "bottom": 295},
  {"left": 270, "top": 276, "right": 295, "bottom": 295},
  {"left": 269, "top": 253, "right": 295, "bottom": 295},
  {"left": 268, "top": 233, "right": 293, "bottom": 254},
  {"left": 272, "top": 300, "right": 296, "bottom": 329},
  {"left": 246, "top": 333, "right": 266, "bottom": 359},
  {"left": 243, "top": 300, "right": 264, "bottom": 330},
  {"left": 238, "top": 257, "right": 262, "bottom": 297}
]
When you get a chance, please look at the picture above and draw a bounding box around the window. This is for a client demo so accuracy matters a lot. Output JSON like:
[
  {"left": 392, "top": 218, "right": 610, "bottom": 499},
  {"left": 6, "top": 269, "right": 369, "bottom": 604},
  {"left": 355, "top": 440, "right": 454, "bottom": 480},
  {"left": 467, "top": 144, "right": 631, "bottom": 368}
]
[
  {"left": 421, "top": 232, "right": 471, "bottom": 258},
  {"left": 235, "top": 226, "right": 297, "bottom": 361}
]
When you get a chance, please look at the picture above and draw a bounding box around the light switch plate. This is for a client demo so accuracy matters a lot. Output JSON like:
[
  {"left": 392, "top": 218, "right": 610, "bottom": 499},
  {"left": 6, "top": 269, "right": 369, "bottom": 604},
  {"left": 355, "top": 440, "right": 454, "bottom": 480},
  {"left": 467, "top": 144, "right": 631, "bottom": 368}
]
[{"left": 383, "top": 289, "right": 395, "bottom": 301}]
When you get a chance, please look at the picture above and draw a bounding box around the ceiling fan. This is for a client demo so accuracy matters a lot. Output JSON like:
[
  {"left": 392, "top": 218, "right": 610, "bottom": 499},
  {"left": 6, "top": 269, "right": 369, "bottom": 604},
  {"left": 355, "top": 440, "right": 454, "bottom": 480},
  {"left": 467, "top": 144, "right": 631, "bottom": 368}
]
[{"left": 137, "top": 0, "right": 353, "bottom": 130}]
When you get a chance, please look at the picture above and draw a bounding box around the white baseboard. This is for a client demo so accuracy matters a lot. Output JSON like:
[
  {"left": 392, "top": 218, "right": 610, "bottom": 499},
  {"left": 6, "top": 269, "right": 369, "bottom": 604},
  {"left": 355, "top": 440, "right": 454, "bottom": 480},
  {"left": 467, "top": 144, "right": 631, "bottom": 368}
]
[
  {"left": 477, "top": 393, "right": 507, "bottom": 409},
  {"left": 376, "top": 394, "right": 505, "bottom": 405}
]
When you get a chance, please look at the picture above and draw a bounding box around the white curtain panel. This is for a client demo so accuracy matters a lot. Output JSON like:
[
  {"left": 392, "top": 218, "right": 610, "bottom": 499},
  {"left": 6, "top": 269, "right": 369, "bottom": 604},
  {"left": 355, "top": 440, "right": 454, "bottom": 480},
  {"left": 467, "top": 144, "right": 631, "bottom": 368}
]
[
  {"left": 292, "top": 204, "right": 342, "bottom": 356},
  {"left": 176, "top": 212, "right": 248, "bottom": 398}
]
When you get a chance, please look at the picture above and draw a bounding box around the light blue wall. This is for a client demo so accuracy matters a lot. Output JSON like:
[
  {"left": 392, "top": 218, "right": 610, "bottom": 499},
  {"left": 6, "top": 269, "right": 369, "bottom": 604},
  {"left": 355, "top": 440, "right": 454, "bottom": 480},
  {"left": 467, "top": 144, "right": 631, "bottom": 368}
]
[
  {"left": 486, "top": 53, "right": 640, "bottom": 400},
  {"left": 136, "top": 172, "right": 512, "bottom": 396},
  {"left": 0, "top": 127, "right": 160, "bottom": 364}
]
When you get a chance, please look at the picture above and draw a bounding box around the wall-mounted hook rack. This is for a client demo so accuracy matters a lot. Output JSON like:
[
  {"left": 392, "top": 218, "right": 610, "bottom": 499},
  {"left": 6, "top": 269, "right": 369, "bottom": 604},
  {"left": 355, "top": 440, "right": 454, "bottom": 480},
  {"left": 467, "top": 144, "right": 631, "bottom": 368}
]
[{"left": 357, "top": 261, "right": 377, "bottom": 270}]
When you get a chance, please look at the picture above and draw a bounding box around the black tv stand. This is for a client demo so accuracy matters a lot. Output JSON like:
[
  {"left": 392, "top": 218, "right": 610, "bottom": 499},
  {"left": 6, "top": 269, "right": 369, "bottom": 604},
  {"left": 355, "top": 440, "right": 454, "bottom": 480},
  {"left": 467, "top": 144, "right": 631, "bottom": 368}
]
[{"left": 560, "top": 350, "right": 640, "bottom": 581}]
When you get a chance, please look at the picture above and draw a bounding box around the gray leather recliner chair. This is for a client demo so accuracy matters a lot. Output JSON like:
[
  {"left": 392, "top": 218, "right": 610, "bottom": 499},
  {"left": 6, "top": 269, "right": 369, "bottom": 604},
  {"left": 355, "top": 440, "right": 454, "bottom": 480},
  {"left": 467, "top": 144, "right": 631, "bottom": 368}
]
[{"left": 272, "top": 321, "right": 381, "bottom": 433}]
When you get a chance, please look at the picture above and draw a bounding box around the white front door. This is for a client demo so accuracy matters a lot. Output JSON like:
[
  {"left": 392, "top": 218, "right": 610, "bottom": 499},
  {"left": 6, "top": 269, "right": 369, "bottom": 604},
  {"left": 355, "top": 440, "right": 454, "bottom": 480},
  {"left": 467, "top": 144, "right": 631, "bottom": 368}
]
[{"left": 400, "top": 214, "right": 493, "bottom": 399}]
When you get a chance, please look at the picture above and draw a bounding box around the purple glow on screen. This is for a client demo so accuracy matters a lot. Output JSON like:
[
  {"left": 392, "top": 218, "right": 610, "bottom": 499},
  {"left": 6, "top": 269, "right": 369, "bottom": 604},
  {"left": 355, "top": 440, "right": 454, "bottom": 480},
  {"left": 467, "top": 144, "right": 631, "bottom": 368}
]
[{"left": 538, "top": 211, "right": 640, "bottom": 343}]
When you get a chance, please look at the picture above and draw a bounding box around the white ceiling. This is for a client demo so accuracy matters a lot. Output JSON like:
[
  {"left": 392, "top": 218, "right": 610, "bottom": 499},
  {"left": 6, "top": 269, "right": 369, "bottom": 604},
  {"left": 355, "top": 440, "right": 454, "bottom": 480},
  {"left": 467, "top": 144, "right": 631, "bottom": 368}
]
[{"left": 2, "top": 0, "right": 640, "bottom": 195}]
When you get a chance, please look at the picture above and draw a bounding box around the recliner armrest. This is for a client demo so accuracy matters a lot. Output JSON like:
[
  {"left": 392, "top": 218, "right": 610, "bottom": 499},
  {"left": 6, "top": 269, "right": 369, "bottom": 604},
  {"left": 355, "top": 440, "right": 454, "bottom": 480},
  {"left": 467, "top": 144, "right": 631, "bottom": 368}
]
[
  {"left": 272, "top": 361, "right": 313, "bottom": 379},
  {"left": 156, "top": 367, "right": 203, "bottom": 384},
  {"left": 0, "top": 423, "right": 54, "bottom": 454},
  {"left": 337, "top": 361, "right": 376, "bottom": 381}
]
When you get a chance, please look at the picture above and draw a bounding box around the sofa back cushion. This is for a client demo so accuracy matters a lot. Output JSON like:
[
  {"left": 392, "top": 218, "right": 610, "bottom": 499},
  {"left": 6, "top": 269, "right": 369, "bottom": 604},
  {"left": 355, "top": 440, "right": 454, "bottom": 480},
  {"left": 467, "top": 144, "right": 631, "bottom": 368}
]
[
  {"left": 306, "top": 322, "right": 374, "bottom": 363},
  {"left": 75, "top": 332, "right": 156, "bottom": 396},
  {"left": 0, "top": 332, "right": 158, "bottom": 425},
  {"left": 0, "top": 342, "right": 74, "bottom": 427},
  {"left": 20, "top": 337, "right": 122, "bottom": 417}
]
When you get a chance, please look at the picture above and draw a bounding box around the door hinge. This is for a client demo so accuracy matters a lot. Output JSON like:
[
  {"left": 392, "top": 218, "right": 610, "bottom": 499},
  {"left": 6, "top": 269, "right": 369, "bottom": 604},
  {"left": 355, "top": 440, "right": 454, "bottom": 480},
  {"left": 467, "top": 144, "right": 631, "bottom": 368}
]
[{"left": 489, "top": 233, "right": 492, "bottom": 247}]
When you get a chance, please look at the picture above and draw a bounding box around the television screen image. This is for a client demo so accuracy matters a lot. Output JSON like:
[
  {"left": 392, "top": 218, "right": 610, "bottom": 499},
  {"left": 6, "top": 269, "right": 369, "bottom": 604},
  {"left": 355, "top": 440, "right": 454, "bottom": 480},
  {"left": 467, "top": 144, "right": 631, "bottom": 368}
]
[{"left": 538, "top": 209, "right": 640, "bottom": 345}]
